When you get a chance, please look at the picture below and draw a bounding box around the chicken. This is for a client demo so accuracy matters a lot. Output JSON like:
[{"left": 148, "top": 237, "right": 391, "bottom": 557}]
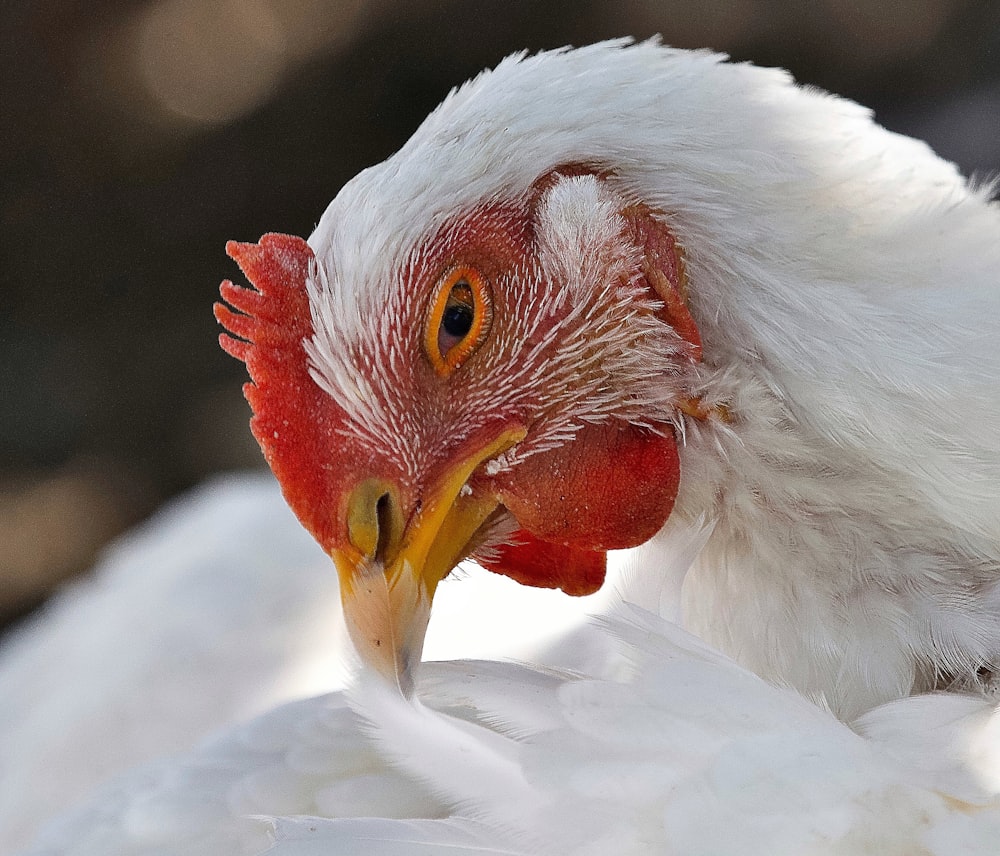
[
  {"left": 218, "top": 39, "right": 1000, "bottom": 720},
  {"left": 7, "top": 38, "right": 1000, "bottom": 856}
]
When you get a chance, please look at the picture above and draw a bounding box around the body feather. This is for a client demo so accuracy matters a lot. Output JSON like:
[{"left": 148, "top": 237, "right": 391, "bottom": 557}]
[{"left": 16, "top": 560, "right": 1000, "bottom": 855}]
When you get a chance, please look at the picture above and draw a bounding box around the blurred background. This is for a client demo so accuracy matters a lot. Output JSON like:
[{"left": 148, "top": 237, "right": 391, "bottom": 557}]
[{"left": 2, "top": 0, "right": 999, "bottom": 630}]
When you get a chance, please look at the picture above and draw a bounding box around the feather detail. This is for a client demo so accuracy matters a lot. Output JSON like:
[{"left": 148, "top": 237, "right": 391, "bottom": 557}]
[{"left": 264, "top": 817, "right": 521, "bottom": 856}]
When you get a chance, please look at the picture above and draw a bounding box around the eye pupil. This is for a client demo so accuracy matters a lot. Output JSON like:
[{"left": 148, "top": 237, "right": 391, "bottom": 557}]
[
  {"left": 442, "top": 303, "right": 474, "bottom": 337},
  {"left": 440, "top": 280, "right": 476, "bottom": 342}
]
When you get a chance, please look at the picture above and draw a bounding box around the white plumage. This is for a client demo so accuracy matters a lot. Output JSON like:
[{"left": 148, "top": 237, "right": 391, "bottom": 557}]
[
  {"left": 4, "top": 39, "right": 1000, "bottom": 854},
  {"left": 0, "top": 475, "right": 344, "bottom": 853},
  {"left": 0, "top": 476, "right": 610, "bottom": 854},
  {"left": 8, "top": 496, "right": 1000, "bottom": 854}
]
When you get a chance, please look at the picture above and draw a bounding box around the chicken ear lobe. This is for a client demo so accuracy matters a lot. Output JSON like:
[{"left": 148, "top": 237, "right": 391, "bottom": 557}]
[{"left": 531, "top": 166, "right": 701, "bottom": 360}]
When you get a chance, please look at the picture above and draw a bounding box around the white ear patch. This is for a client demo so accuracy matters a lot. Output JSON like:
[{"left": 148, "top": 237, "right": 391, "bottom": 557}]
[{"left": 535, "top": 174, "right": 633, "bottom": 304}]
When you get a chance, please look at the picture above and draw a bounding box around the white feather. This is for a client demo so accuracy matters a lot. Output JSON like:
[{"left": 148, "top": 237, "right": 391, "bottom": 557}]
[
  {"left": 13, "top": 560, "right": 1000, "bottom": 855},
  {"left": 0, "top": 477, "right": 609, "bottom": 853},
  {"left": 0, "top": 475, "right": 344, "bottom": 854}
]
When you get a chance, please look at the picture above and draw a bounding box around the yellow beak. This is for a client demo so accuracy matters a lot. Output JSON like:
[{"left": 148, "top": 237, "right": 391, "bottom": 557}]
[{"left": 331, "top": 427, "right": 526, "bottom": 694}]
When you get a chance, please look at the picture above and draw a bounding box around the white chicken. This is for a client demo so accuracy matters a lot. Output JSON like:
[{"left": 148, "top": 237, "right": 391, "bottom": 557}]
[
  {"left": 6, "top": 39, "right": 1000, "bottom": 854},
  {"left": 217, "top": 38, "right": 1000, "bottom": 719}
]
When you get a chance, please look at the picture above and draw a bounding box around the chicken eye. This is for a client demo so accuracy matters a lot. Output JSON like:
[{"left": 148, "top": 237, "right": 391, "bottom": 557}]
[{"left": 425, "top": 266, "right": 492, "bottom": 375}]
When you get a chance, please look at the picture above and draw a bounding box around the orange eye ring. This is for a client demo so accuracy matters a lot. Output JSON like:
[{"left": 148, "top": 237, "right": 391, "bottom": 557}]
[{"left": 424, "top": 265, "right": 492, "bottom": 376}]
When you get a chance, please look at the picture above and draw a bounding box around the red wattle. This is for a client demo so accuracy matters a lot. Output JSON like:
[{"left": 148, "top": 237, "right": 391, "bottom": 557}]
[
  {"left": 480, "top": 421, "right": 680, "bottom": 594},
  {"left": 478, "top": 534, "right": 606, "bottom": 596}
]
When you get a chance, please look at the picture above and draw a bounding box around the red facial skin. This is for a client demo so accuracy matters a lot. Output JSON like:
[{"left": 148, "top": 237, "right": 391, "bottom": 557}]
[{"left": 215, "top": 171, "right": 699, "bottom": 598}]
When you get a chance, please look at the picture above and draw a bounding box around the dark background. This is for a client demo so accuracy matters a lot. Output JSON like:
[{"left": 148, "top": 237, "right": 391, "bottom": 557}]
[{"left": 2, "top": 0, "right": 999, "bottom": 626}]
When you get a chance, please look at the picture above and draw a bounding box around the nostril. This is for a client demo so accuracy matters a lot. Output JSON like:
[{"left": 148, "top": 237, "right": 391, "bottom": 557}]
[
  {"left": 347, "top": 479, "right": 402, "bottom": 563},
  {"left": 375, "top": 492, "right": 393, "bottom": 563}
]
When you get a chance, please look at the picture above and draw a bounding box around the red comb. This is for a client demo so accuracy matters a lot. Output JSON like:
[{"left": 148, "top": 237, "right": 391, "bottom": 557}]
[
  {"left": 214, "top": 233, "right": 347, "bottom": 550},
  {"left": 215, "top": 233, "right": 313, "bottom": 364}
]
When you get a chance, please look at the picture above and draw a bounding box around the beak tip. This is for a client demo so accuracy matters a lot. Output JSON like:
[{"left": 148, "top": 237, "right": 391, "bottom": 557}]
[
  {"left": 332, "top": 426, "right": 527, "bottom": 696},
  {"left": 334, "top": 551, "right": 431, "bottom": 697}
]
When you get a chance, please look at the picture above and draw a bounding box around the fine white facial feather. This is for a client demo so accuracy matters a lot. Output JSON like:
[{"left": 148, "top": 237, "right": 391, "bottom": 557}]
[{"left": 305, "top": 170, "right": 692, "bottom": 479}]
